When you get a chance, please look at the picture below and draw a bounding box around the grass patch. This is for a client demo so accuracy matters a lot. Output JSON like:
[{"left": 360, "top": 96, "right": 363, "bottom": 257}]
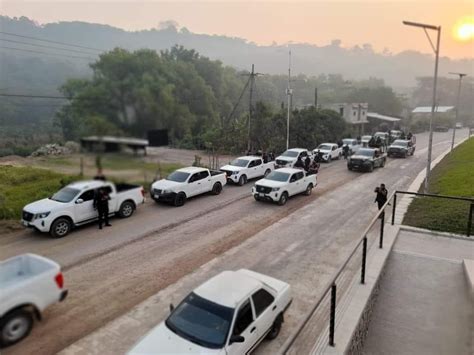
[
  {"left": 403, "top": 138, "right": 474, "bottom": 235},
  {"left": 0, "top": 166, "right": 79, "bottom": 220}
]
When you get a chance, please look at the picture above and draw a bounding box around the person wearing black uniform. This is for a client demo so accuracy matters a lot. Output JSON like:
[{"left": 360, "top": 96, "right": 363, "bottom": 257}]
[
  {"left": 294, "top": 156, "right": 304, "bottom": 169},
  {"left": 304, "top": 156, "right": 311, "bottom": 171},
  {"left": 343, "top": 144, "right": 350, "bottom": 159},
  {"left": 374, "top": 183, "right": 388, "bottom": 210},
  {"left": 94, "top": 187, "right": 111, "bottom": 229}
]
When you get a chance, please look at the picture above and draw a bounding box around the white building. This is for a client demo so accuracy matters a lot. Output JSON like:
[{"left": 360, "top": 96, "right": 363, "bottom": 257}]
[{"left": 326, "top": 103, "right": 369, "bottom": 136}]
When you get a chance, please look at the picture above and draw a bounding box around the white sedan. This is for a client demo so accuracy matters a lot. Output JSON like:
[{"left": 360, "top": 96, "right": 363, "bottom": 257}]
[{"left": 128, "top": 269, "right": 292, "bottom": 355}]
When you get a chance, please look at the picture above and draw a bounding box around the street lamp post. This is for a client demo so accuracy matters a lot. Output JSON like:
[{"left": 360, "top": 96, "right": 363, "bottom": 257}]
[
  {"left": 448, "top": 72, "right": 467, "bottom": 151},
  {"left": 403, "top": 21, "right": 441, "bottom": 193}
]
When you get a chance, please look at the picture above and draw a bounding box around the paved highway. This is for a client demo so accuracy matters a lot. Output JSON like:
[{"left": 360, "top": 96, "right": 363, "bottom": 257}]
[{"left": 1, "top": 129, "right": 469, "bottom": 355}]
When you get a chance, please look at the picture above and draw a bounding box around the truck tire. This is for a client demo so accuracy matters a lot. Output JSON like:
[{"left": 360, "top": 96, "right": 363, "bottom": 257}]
[
  {"left": 174, "top": 192, "right": 186, "bottom": 207},
  {"left": 50, "top": 217, "right": 72, "bottom": 238},
  {"left": 0, "top": 309, "right": 34, "bottom": 347},
  {"left": 211, "top": 182, "right": 222, "bottom": 195},
  {"left": 118, "top": 201, "right": 135, "bottom": 218},
  {"left": 368, "top": 163, "right": 374, "bottom": 172},
  {"left": 266, "top": 313, "right": 283, "bottom": 340},
  {"left": 278, "top": 192, "right": 288, "bottom": 206},
  {"left": 348, "top": 165, "right": 353, "bottom": 171},
  {"left": 238, "top": 175, "right": 247, "bottom": 186},
  {"left": 304, "top": 183, "right": 313, "bottom": 196},
  {"left": 327, "top": 156, "right": 332, "bottom": 163},
  {"left": 253, "top": 195, "right": 261, "bottom": 202},
  {"left": 403, "top": 152, "right": 407, "bottom": 158},
  {"left": 264, "top": 169, "right": 271, "bottom": 177}
]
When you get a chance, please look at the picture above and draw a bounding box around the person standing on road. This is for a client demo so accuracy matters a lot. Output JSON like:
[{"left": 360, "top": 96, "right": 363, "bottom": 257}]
[
  {"left": 94, "top": 187, "right": 111, "bottom": 229},
  {"left": 374, "top": 183, "right": 388, "bottom": 210},
  {"left": 343, "top": 144, "right": 350, "bottom": 160}
]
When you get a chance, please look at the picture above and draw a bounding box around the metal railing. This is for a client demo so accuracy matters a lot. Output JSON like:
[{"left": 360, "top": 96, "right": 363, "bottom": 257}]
[
  {"left": 279, "top": 191, "right": 395, "bottom": 353},
  {"left": 391, "top": 191, "right": 474, "bottom": 237}
]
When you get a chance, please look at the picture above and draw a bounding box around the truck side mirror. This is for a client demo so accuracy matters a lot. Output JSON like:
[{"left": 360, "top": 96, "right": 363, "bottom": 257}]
[
  {"left": 169, "top": 303, "right": 175, "bottom": 312},
  {"left": 230, "top": 335, "right": 245, "bottom": 344},
  {"left": 76, "top": 199, "right": 84, "bottom": 204}
]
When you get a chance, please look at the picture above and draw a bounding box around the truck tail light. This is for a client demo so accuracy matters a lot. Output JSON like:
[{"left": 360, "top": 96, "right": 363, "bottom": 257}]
[{"left": 55, "top": 272, "right": 64, "bottom": 289}]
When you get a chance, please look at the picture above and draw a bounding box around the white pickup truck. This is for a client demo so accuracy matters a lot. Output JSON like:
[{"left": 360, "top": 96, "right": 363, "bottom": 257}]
[
  {"left": 151, "top": 167, "right": 227, "bottom": 207},
  {"left": 220, "top": 156, "right": 275, "bottom": 185},
  {"left": 128, "top": 269, "right": 292, "bottom": 355},
  {"left": 0, "top": 254, "right": 68, "bottom": 347},
  {"left": 313, "top": 143, "right": 342, "bottom": 162},
  {"left": 275, "top": 148, "right": 312, "bottom": 168},
  {"left": 21, "top": 180, "right": 145, "bottom": 238},
  {"left": 342, "top": 138, "right": 361, "bottom": 155},
  {"left": 252, "top": 168, "right": 317, "bottom": 205}
]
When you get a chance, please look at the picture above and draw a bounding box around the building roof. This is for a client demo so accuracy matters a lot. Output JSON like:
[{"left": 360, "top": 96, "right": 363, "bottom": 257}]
[
  {"left": 81, "top": 136, "right": 148, "bottom": 146},
  {"left": 412, "top": 106, "right": 454, "bottom": 113},
  {"left": 194, "top": 270, "right": 261, "bottom": 308},
  {"left": 367, "top": 112, "right": 401, "bottom": 122}
]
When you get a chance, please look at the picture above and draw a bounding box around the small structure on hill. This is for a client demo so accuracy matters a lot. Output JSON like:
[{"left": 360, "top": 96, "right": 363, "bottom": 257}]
[{"left": 80, "top": 136, "right": 148, "bottom": 155}]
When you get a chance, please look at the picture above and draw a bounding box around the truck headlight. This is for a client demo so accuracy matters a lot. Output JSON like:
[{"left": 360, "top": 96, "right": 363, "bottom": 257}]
[
  {"left": 272, "top": 187, "right": 280, "bottom": 192},
  {"left": 35, "top": 212, "right": 51, "bottom": 220},
  {"left": 162, "top": 189, "right": 172, "bottom": 194}
]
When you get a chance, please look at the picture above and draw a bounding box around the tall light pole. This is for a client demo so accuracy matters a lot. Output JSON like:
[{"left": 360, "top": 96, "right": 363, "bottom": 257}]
[
  {"left": 286, "top": 49, "right": 293, "bottom": 150},
  {"left": 403, "top": 21, "right": 441, "bottom": 192},
  {"left": 448, "top": 72, "right": 467, "bottom": 151}
]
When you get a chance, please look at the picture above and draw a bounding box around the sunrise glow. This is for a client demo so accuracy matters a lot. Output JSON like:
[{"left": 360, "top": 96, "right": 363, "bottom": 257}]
[{"left": 453, "top": 17, "right": 474, "bottom": 42}]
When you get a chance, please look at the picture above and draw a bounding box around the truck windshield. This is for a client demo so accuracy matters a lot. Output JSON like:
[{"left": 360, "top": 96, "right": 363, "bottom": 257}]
[
  {"left": 342, "top": 139, "right": 354, "bottom": 145},
  {"left": 167, "top": 171, "right": 191, "bottom": 183},
  {"left": 50, "top": 187, "right": 80, "bottom": 203},
  {"left": 357, "top": 149, "right": 374, "bottom": 157},
  {"left": 280, "top": 150, "right": 299, "bottom": 158},
  {"left": 165, "top": 292, "right": 233, "bottom": 349},
  {"left": 317, "top": 144, "right": 332, "bottom": 150},
  {"left": 230, "top": 159, "right": 249, "bottom": 167},
  {"left": 392, "top": 140, "right": 407, "bottom": 147},
  {"left": 265, "top": 171, "right": 290, "bottom": 182}
]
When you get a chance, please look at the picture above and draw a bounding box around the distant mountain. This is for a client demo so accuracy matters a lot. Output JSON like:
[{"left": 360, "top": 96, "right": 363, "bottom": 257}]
[{"left": 1, "top": 16, "right": 473, "bottom": 92}]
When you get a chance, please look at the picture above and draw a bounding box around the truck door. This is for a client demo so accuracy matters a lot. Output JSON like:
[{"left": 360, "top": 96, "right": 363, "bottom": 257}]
[
  {"left": 75, "top": 189, "right": 97, "bottom": 223},
  {"left": 251, "top": 159, "right": 263, "bottom": 179},
  {"left": 251, "top": 288, "right": 276, "bottom": 341},
  {"left": 187, "top": 173, "right": 201, "bottom": 197},
  {"left": 226, "top": 299, "right": 258, "bottom": 355},
  {"left": 198, "top": 170, "right": 211, "bottom": 193}
]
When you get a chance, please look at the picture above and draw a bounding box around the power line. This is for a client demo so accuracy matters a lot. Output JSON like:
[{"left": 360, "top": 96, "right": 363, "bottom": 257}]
[
  {"left": 0, "top": 38, "right": 100, "bottom": 56},
  {"left": 0, "top": 31, "right": 104, "bottom": 53},
  {"left": 0, "top": 46, "right": 96, "bottom": 60}
]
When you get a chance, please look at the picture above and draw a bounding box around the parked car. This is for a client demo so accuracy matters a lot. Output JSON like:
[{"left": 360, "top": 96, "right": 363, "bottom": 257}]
[
  {"left": 342, "top": 138, "right": 361, "bottom": 155},
  {"left": 313, "top": 143, "right": 342, "bottom": 162},
  {"left": 347, "top": 148, "right": 387, "bottom": 172},
  {"left": 21, "top": 180, "right": 145, "bottom": 238},
  {"left": 128, "top": 269, "right": 292, "bottom": 355},
  {"left": 0, "top": 254, "right": 68, "bottom": 347},
  {"left": 220, "top": 156, "right": 274, "bottom": 186},
  {"left": 274, "top": 148, "right": 312, "bottom": 169},
  {"left": 252, "top": 168, "right": 317, "bottom": 205},
  {"left": 151, "top": 167, "right": 226, "bottom": 206},
  {"left": 388, "top": 139, "right": 416, "bottom": 158}
]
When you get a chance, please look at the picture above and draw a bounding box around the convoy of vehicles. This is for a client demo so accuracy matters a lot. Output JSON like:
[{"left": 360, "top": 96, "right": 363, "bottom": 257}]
[
  {"left": 347, "top": 147, "right": 387, "bottom": 172},
  {"left": 388, "top": 139, "right": 416, "bottom": 158},
  {"left": 342, "top": 138, "right": 361, "bottom": 155},
  {"left": 252, "top": 168, "right": 317, "bottom": 205},
  {"left": 220, "top": 156, "right": 275, "bottom": 185},
  {"left": 151, "top": 167, "right": 227, "bottom": 206},
  {"left": 313, "top": 143, "right": 342, "bottom": 162},
  {"left": 21, "top": 180, "right": 145, "bottom": 238},
  {"left": 128, "top": 269, "right": 292, "bottom": 355},
  {"left": 0, "top": 254, "right": 68, "bottom": 347}
]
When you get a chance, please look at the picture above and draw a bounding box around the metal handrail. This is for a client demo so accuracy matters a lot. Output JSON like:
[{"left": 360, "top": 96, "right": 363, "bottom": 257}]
[
  {"left": 279, "top": 191, "right": 396, "bottom": 353},
  {"left": 394, "top": 190, "right": 474, "bottom": 203}
]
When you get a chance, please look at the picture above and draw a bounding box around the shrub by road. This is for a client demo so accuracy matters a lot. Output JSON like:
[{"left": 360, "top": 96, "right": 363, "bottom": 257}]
[{"left": 404, "top": 138, "right": 474, "bottom": 235}]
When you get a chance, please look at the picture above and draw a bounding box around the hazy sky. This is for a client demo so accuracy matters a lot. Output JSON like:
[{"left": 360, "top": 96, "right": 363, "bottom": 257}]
[{"left": 2, "top": 0, "right": 473, "bottom": 59}]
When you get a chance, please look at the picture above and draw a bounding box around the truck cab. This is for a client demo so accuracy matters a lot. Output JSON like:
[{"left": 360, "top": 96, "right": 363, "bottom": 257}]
[
  {"left": 347, "top": 147, "right": 387, "bottom": 172},
  {"left": 220, "top": 156, "right": 274, "bottom": 185},
  {"left": 275, "top": 149, "right": 311, "bottom": 169}
]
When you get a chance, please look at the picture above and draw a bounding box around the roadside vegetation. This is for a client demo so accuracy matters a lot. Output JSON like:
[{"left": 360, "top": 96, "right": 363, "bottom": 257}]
[
  {"left": 0, "top": 166, "right": 79, "bottom": 222},
  {"left": 403, "top": 138, "right": 474, "bottom": 235}
]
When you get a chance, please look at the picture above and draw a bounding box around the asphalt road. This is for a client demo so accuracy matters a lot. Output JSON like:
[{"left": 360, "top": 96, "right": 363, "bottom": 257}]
[{"left": 1, "top": 129, "right": 470, "bottom": 355}]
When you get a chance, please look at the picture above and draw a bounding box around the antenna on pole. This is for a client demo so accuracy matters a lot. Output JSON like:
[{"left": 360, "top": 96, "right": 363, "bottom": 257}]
[{"left": 286, "top": 49, "right": 293, "bottom": 150}]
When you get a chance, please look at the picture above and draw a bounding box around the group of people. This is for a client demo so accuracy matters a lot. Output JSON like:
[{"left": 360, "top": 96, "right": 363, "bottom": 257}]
[
  {"left": 293, "top": 155, "right": 320, "bottom": 175},
  {"left": 246, "top": 150, "right": 276, "bottom": 163}
]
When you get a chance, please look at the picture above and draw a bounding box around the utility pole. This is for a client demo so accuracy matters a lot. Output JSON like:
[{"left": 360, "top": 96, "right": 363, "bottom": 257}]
[
  {"left": 286, "top": 50, "right": 293, "bottom": 150},
  {"left": 403, "top": 21, "right": 441, "bottom": 192},
  {"left": 448, "top": 72, "right": 467, "bottom": 151},
  {"left": 314, "top": 88, "right": 318, "bottom": 108},
  {"left": 246, "top": 64, "right": 262, "bottom": 152}
]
